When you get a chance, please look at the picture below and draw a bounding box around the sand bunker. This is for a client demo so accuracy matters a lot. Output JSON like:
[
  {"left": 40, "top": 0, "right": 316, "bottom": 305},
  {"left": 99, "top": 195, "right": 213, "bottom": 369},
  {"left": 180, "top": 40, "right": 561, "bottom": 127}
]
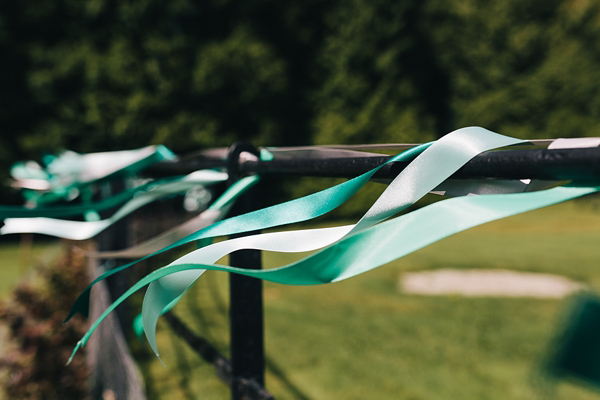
[{"left": 400, "top": 269, "right": 584, "bottom": 298}]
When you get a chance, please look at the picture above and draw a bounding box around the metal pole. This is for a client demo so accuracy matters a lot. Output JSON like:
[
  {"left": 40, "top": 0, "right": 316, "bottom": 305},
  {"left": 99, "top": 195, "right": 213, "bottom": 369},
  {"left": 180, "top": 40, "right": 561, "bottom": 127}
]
[
  {"left": 238, "top": 146, "right": 600, "bottom": 181},
  {"left": 146, "top": 146, "right": 600, "bottom": 182},
  {"left": 227, "top": 143, "right": 266, "bottom": 400}
]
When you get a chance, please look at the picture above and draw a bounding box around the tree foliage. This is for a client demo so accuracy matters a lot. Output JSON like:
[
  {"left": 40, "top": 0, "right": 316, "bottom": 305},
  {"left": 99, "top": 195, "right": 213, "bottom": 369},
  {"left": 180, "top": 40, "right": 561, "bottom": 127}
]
[
  {"left": 425, "top": 0, "right": 600, "bottom": 139},
  {"left": 1, "top": 0, "right": 599, "bottom": 164}
]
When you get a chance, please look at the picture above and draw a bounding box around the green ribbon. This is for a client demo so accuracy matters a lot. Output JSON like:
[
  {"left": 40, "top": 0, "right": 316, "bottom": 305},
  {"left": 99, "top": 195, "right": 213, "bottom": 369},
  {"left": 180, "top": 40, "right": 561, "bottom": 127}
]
[
  {"left": 138, "top": 127, "right": 526, "bottom": 356},
  {"left": 67, "top": 127, "right": 549, "bottom": 361},
  {"left": 65, "top": 127, "right": 519, "bottom": 324},
  {"left": 128, "top": 177, "right": 260, "bottom": 339},
  {"left": 11, "top": 145, "right": 175, "bottom": 206},
  {"left": 1, "top": 170, "right": 228, "bottom": 239},
  {"left": 64, "top": 137, "right": 433, "bottom": 322},
  {"left": 87, "top": 175, "right": 259, "bottom": 259},
  {"left": 69, "top": 181, "right": 600, "bottom": 363},
  {"left": 3, "top": 145, "right": 178, "bottom": 218},
  {"left": 0, "top": 188, "right": 134, "bottom": 219}
]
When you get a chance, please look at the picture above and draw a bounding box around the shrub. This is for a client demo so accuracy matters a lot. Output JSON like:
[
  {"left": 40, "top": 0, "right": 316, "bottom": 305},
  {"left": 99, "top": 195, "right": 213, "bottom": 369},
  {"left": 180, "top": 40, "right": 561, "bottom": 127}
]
[{"left": 0, "top": 244, "right": 90, "bottom": 400}]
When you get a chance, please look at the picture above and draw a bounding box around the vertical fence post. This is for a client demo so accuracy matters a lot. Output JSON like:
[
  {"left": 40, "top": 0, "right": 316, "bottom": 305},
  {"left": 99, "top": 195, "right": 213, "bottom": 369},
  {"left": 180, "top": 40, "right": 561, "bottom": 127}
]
[
  {"left": 88, "top": 179, "right": 146, "bottom": 400},
  {"left": 227, "top": 143, "right": 266, "bottom": 399}
]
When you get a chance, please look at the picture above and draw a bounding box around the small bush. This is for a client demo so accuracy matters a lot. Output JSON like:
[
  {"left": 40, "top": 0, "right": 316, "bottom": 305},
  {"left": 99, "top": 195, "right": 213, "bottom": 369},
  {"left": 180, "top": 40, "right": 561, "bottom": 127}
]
[{"left": 0, "top": 244, "right": 90, "bottom": 400}]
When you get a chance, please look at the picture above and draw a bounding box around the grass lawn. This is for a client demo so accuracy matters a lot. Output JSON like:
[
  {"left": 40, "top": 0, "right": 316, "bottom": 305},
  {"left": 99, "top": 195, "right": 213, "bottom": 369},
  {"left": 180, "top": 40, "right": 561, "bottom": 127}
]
[
  {"left": 0, "top": 237, "right": 62, "bottom": 400},
  {"left": 0, "top": 237, "right": 62, "bottom": 298},
  {"left": 133, "top": 199, "right": 600, "bottom": 399}
]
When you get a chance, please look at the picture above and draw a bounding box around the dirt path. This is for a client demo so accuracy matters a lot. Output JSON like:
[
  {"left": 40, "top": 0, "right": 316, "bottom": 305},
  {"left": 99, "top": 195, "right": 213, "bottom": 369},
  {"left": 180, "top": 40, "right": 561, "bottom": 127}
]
[{"left": 400, "top": 269, "right": 584, "bottom": 298}]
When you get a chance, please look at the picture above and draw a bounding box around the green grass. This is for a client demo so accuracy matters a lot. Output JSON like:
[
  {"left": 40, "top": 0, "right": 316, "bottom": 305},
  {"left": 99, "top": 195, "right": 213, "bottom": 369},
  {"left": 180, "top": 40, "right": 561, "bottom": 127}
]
[
  {"left": 131, "top": 199, "right": 600, "bottom": 399},
  {"left": 4, "top": 201, "right": 599, "bottom": 399},
  {"left": 0, "top": 237, "right": 62, "bottom": 298},
  {"left": 0, "top": 237, "right": 62, "bottom": 400}
]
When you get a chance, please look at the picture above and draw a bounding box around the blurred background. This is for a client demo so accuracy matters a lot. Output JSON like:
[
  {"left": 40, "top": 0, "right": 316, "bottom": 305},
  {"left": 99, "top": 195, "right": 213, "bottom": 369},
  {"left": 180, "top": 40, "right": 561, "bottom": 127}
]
[
  {"left": 2, "top": 1, "right": 600, "bottom": 399},
  {"left": 2, "top": 0, "right": 600, "bottom": 178}
]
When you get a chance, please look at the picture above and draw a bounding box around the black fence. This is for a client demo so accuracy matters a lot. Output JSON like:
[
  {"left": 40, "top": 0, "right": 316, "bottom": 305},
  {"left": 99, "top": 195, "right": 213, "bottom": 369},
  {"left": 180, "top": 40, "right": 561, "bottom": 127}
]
[{"left": 92, "top": 140, "right": 600, "bottom": 400}]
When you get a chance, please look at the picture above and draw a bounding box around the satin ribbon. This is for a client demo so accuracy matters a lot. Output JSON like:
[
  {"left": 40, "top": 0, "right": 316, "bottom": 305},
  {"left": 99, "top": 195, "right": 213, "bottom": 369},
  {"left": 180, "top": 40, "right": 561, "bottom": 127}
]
[
  {"left": 0, "top": 188, "right": 136, "bottom": 219},
  {"left": 66, "top": 129, "right": 600, "bottom": 361},
  {"left": 133, "top": 136, "right": 600, "bottom": 357},
  {"left": 64, "top": 137, "right": 433, "bottom": 323},
  {"left": 11, "top": 145, "right": 175, "bottom": 190},
  {"left": 68, "top": 181, "right": 599, "bottom": 363},
  {"left": 126, "top": 177, "right": 259, "bottom": 338},
  {"left": 140, "top": 127, "right": 525, "bottom": 357},
  {"left": 1, "top": 170, "right": 228, "bottom": 240},
  {"left": 11, "top": 145, "right": 175, "bottom": 205},
  {"left": 84, "top": 175, "right": 259, "bottom": 259},
  {"left": 66, "top": 126, "right": 539, "bottom": 360}
]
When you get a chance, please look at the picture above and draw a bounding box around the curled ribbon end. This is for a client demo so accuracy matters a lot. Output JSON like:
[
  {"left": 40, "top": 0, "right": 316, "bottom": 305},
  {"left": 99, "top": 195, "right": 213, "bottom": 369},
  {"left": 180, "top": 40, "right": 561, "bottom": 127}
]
[
  {"left": 156, "top": 352, "right": 165, "bottom": 367},
  {"left": 67, "top": 341, "right": 83, "bottom": 365},
  {"left": 64, "top": 288, "right": 92, "bottom": 323}
]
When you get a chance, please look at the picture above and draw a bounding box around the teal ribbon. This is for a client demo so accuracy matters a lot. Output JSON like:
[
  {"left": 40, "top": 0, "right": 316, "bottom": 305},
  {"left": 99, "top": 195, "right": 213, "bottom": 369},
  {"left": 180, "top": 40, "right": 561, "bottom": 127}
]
[
  {"left": 88, "top": 175, "right": 259, "bottom": 259},
  {"left": 0, "top": 177, "right": 186, "bottom": 219},
  {"left": 138, "top": 127, "right": 526, "bottom": 356},
  {"left": 66, "top": 127, "right": 554, "bottom": 361},
  {"left": 1, "top": 170, "right": 228, "bottom": 239},
  {"left": 65, "top": 127, "right": 520, "bottom": 322},
  {"left": 64, "top": 136, "right": 433, "bottom": 322},
  {"left": 11, "top": 145, "right": 175, "bottom": 205},
  {"left": 0, "top": 189, "right": 132, "bottom": 219},
  {"left": 112, "top": 176, "right": 261, "bottom": 337},
  {"left": 69, "top": 181, "right": 600, "bottom": 363}
]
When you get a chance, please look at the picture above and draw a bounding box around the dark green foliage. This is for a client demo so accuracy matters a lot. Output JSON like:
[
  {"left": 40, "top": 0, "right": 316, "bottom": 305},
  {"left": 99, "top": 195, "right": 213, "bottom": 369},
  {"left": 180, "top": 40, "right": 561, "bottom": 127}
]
[
  {"left": 311, "top": 0, "right": 448, "bottom": 145},
  {"left": 0, "top": 0, "right": 320, "bottom": 158},
  {"left": 424, "top": 0, "right": 600, "bottom": 139},
  {"left": 2, "top": 0, "right": 599, "bottom": 213},
  {"left": 1, "top": 0, "right": 600, "bottom": 163},
  {"left": 0, "top": 246, "right": 90, "bottom": 400}
]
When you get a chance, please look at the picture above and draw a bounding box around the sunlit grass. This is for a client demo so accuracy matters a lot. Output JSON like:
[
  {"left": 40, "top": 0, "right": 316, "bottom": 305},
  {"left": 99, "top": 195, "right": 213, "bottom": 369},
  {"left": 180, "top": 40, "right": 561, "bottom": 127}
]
[
  {"left": 0, "top": 237, "right": 62, "bottom": 298},
  {"left": 3, "top": 201, "right": 596, "bottom": 399},
  {"left": 133, "top": 199, "right": 600, "bottom": 399}
]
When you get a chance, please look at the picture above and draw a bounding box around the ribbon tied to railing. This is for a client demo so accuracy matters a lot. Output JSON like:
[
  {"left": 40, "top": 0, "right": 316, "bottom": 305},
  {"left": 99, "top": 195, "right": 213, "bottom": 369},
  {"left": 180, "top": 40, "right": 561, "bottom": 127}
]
[{"left": 59, "top": 127, "right": 600, "bottom": 363}]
